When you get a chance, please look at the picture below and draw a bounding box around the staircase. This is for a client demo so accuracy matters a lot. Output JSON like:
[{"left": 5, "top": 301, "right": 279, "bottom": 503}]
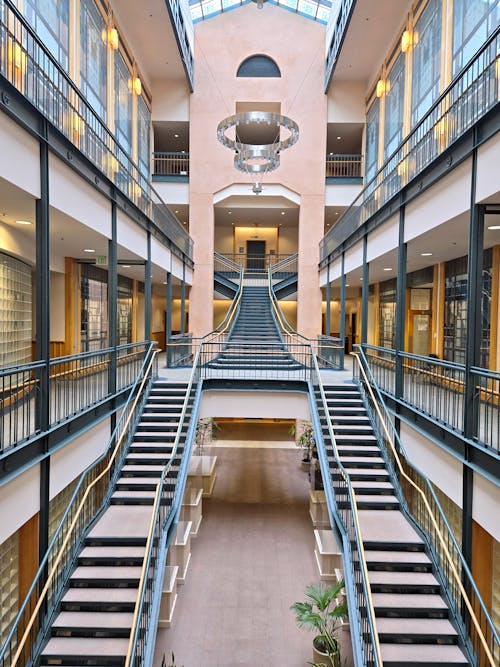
[
  {"left": 316, "top": 383, "right": 470, "bottom": 666},
  {"left": 40, "top": 380, "right": 191, "bottom": 667},
  {"left": 207, "top": 285, "right": 302, "bottom": 372}
]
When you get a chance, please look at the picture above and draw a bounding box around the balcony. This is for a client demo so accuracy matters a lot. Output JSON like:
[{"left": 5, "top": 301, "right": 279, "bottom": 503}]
[
  {"left": 153, "top": 151, "right": 190, "bottom": 181},
  {"left": 326, "top": 153, "right": 362, "bottom": 183}
]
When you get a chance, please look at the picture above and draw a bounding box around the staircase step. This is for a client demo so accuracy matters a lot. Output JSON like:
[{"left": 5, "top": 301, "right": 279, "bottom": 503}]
[
  {"left": 365, "top": 550, "right": 432, "bottom": 570},
  {"left": 376, "top": 617, "right": 459, "bottom": 643},
  {"left": 372, "top": 593, "right": 450, "bottom": 618},
  {"left": 70, "top": 566, "right": 142, "bottom": 587},
  {"left": 380, "top": 642, "right": 468, "bottom": 666},
  {"left": 368, "top": 570, "right": 441, "bottom": 594},
  {"left": 52, "top": 611, "right": 134, "bottom": 637},
  {"left": 41, "top": 636, "right": 129, "bottom": 663},
  {"left": 79, "top": 546, "right": 145, "bottom": 566},
  {"left": 61, "top": 587, "right": 138, "bottom": 612}
]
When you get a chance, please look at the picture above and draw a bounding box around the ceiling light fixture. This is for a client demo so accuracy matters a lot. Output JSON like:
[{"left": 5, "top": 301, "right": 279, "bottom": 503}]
[
  {"left": 83, "top": 248, "right": 95, "bottom": 253},
  {"left": 122, "top": 265, "right": 131, "bottom": 268},
  {"left": 421, "top": 252, "right": 433, "bottom": 256},
  {"left": 16, "top": 219, "right": 32, "bottom": 225},
  {"left": 336, "top": 136, "right": 341, "bottom": 140},
  {"left": 281, "top": 211, "right": 286, "bottom": 215},
  {"left": 173, "top": 133, "right": 179, "bottom": 138},
  {"left": 345, "top": 284, "right": 350, "bottom": 287},
  {"left": 488, "top": 225, "right": 500, "bottom": 230},
  {"left": 383, "top": 267, "right": 392, "bottom": 271}
]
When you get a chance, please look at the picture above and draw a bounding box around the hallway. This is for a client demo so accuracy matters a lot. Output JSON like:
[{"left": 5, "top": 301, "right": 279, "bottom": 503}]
[{"left": 154, "top": 446, "right": 345, "bottom": 667}]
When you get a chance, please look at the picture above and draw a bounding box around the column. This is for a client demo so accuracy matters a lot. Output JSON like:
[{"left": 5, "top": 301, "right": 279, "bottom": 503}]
[
  {"left": 189, "top": 194, "right": 214, "bottom": 337},
  {"left": 297, "top": 195, "right": 324, "bottom": 337}
]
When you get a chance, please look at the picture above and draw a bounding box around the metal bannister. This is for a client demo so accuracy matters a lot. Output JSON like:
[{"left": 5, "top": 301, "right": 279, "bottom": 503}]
[
  {"left": 0, "top": 344, "right": 159, "bottom": 667},
  {"left": 125, "top": 347, "right": 202, "bottom": 667},
  {"left": 353, "top": 345, "right": 499, "bottom": 666},
  {"left": 324, "top": 0, "right": 355, "bottom": 91},
  {"left": 0, "top": 0, "right": 192, "bottom": 259},
  {"left": 326, "top": 153, "right": 363, "bottom": 178},
  {"left": 153, "top": 151, "right": 189, "bottom": 176},
  {"left": 321, "top": 26, "right": 500, "bottom": 263},
  {"left": 308, "top": 352, "right": 383, "bottom": 667}
]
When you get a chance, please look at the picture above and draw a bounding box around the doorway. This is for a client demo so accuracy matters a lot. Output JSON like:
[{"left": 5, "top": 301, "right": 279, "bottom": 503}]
[{"left": 246, "top": 240, "right": 266, "bottom": 271}]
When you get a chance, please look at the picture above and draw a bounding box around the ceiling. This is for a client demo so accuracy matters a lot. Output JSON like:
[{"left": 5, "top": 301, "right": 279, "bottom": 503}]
[
  {"left": 215, "top": 204, "right": 299, "bottom": 228},
  {"left": 153, "top": 121, "right": 190, "bottom": 153},
  {"left": 327, "top": 123, "right": 363, "bottom": 154},
  {"left": 190, "top": 0, "right": 334, "bottom": 24}
]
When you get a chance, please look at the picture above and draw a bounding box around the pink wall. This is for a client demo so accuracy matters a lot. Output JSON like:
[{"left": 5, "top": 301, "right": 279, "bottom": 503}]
[{"left": 189, "top": 4, "right": 327, "bottom": 336}]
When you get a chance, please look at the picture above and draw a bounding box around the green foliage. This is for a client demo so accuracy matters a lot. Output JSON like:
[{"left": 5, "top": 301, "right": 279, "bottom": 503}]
[
  {"left": 290, "top": 420, "right": 316, "bottom": 460},
  {"left": 290, "top": 581, "right": 347, "bottom": 660},
  {"left": 195, "top": 417, "right": 219, "bottom": 453}
]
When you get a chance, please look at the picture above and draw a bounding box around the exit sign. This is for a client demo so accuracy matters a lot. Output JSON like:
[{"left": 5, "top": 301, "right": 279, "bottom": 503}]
[{"left": 96, "top": 255, "right": 107, "bottom": 265}]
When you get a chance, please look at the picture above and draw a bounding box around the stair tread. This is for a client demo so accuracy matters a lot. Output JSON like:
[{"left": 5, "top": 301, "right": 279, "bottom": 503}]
[
  {"left": 380, "top": 643, "right": 467, "bottom": 663},
  {"left": 112, "top": 490, "right": 156, "bottom": 498},
  {"left": 372, "top": 593, "right": 448, "bottom": 609},
  {"left": 42, "top": 636, "right": 129, "bottom": 657},
  {"left": 62, "top": 588, "right": 138, "bottom": 603},
  {"left": 52, "top": 611, "right": 134, "bottom": 628},
  {"left": 71, "top": 566, "right": 142, "bottom": 579},
  {"left": 376, "top": 617, "right": 458, "bottom": 634},
  {"left": 366, "top": 550, "right": 431, "bottom": 563},
  {"left": 369, "top": 571, "right": 439, "bottom": 585},
  {"left": 358, "top": 510, "right": 424, "bottom": 544},
  {"left": 80, "top": 546, "right": 145, "bottom": 559}
]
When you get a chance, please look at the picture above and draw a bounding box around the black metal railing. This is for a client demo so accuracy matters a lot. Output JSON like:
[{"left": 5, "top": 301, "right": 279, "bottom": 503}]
[
  {"left": 0, "top": 344, "right": 158, "bottom": 667},
  {"left": 0, "top": 0, "right": 192, "bottom": 259},
  {"left": 362, "top": 344, "right": 499, "bottom": 455},
  {"left": 214, "top": 252, "right": 243, "bottom": 282},
  {"left": 324, "top": 0, "right": 355, "bottom": 91},
  {"left": 321, "top": 27, "right": 500, "bottom": 263},
  {"left": 153, "top": 151, "right": 189, "bottom": 176},
  {"left": 326, "top": 153, "right": 362, "bottom": 178},
  {"left": 218, "top": 253, "right": 293, "bottom": 273},
  {"left": 309, "top": 353, "right": 383, "bottom": 667},
  {"left": 0, "top": 342, "right": 149, "bottom": 453},
  {"left": 353, "top": 346, "right": 499, "bottom": 667}
]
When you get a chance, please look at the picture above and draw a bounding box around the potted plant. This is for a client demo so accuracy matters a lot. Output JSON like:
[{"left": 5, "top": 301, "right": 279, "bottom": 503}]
[
  {"left": 194, "top": 417, "right": 219, "bottom": 454},
  {"left": 290, "top": 420, "right": 316, "bottom": 470},
  {"left": 290, "top": 581, "right": 347, "bottom": 667}
]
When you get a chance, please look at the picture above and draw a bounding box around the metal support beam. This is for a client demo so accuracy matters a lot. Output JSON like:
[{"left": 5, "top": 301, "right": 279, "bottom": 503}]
[
  {"left": 166, "top": 272, "right": 172, "bottom": 367},
  {"left": 361, "top": 237, "right": 368, "bottom": 346},
  {"left": 395, "top": 206, "right": 407, "bottom": 399},
  {"left": 108, "top": 201, "right": 118, "bottom": 395},
  {"left": 180, "top": 260, "right": 186, "bottom": 336},
  {"left": 340, "top": 253, "right": 346, "bottom": 350},
  {"left": 36, "top": 121, "right": 50, "bottom": 563},
  {"left": 145, "top": 229, "right": 152, "bottom": 341},
  {"left": 325, "top": 262, "right": 331, "bottom": 336}
]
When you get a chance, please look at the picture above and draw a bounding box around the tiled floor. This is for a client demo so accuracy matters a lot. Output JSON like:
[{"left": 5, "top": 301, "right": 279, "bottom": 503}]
[{"left": 154, "top": 446, "right": 353, "bottom": 667}]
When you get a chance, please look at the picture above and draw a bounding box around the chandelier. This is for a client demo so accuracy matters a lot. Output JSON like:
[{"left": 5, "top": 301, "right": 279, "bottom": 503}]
[{"left": 217, "top": 110, "right": 299, "bottom": 193}]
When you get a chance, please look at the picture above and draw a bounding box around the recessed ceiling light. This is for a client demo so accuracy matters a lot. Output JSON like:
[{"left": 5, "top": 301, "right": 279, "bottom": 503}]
[
  {"left": 122, "top": 265, "right": 131, "bottom": 268},
  {"left": 345, "top": 283, "right": 350, "bottom": 287},
  {"left": 421, "top": 252, "right": 433, "bottom": 256},
  {"left": 163, "top": 281, "right": 167, "bottom": 285},
  {"left": 326, "top": 223, "right": 330, "bottom": 226},
  {"left": 335, "top": 212, "right": 339, "bottom": 215},
  {"left": 175, "top": 209, "right": 179, "bottom": 213},
  {"left": 228, "top": 211, "right": 232, "bottom": 215},
  {"left": 173, "top": 133, "right": 179, "bottom": 138},
  {"left": 488, "top": 225, "right": 500, "bottom": 230},
  {"left": 183, "top": 221, "right": 187, "bottom": 225},
  {"left": 336, "top": 136, "right": 341, "bottom": 140},
  {"left": 281, "top": 211, "right": 286, "bottom": 215},
  {"left": 83, "top": 248, "right": 95, "bottom": 253},
  {"left": 360, "top": 277, "right": 363, "bottom": 281},
  {"left": 383, "top": 267, "right": 392, "bottom": 271},
  {"left": 16, "top": 219, "right": 32, "bottom": 225}
]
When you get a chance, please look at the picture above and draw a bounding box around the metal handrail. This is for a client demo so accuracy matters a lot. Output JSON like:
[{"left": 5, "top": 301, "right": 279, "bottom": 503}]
[
  {"left": 325, "top": 153, "right": 363, "bottom": 178},
  {"left": 321, "top": 26, "right": 500, "bottom": 263},
  {"left": 1, "top": 343, "right": 159, "bottom": 667},
  {"left": 309, "top": 351, "right": 383, "bottom": 666},
  {"left": 125, "top": 344, "right": 202, "bottom": 666},
  {"left": 0, "top": 0, "right": 192, "bottom": 259},
  {"left": 353, "top": 346, "right": 499, "bottom": 666}
]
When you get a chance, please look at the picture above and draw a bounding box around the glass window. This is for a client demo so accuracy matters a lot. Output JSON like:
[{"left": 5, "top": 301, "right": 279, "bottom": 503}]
[
  {"left": 138, "top": 95, "right": 151, "bottom": 177},
  {"left": 384, "top": 52, "right": 405, "bottom": 159},
  {"left": 411, "top": 0, "right": 442, "bottom": 126},
  {"left": 365, "top": 98, "right": 380, "bottom": 184},
  {"left": 117, "top": 276, "right": 133, "bottom": 346},
  {"left": 80, "top": 0, "right": 107, "bottom": 120},
  {"left": 114, "top": 49, "right": 132, "bottom": 154},
  {"left": 237, "top": 55, "right": 281, "bottom": 78},
  {"left": 81, "top": 265, "right": 108, "bottom": 352},
  {"left": 452, "top": 0, "right": 499, "bottom": 75},
  {"left": 379, "top": 279, "right": 397, "bottom": 350},
  {"left": 25, "top": 0, "right": 69, "bottom": 70}
]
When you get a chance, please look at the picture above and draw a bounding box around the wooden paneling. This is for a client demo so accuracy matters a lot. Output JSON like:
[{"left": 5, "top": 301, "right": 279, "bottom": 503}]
[
  {"left": 472, "top": 520, "right": 493, "bottom": 613},
  {"left": 18, "top": 513, "right": 39, "bottom": 608},
  {"left": 152, "top": 331, "right": 165, "bottom": 351}
]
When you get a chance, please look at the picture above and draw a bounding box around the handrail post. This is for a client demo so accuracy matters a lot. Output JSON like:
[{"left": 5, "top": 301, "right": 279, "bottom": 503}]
[
  {"left": 108, "top": 200, "right": 118, "bottom": 396},
  {"left": 340, "top": 253, "right": 346, "bottom": 365},
  {"left": 145, "top": 229, "right": 152, "bottom": 341},
  {"left": 325, "top": 262, "right": 331, "bottom": 336},
  {"left": 395, "top": 205, "right": 406, "bottom": 403},
  {"left": 166, "top": 271, "right": 173, "bottom": 367},
  {"left": 361, "top": 237, "right": 368, "bottom": 346}
]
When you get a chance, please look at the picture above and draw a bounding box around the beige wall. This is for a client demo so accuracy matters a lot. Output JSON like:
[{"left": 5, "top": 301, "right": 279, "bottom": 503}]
[
  {"left": 327, "top": 80, "right": 365, "bottom": 123},
  {"left": 234, "top": 226, "right": 278, "bottom": 254},
  {"left": 151, "top": 79, "right": 190, "bottom": 121},
  {"left": 189, "top": 4, "right": 327, "bottom": 336}
]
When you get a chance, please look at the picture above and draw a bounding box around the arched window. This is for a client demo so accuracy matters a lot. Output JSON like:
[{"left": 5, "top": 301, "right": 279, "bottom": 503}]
[{"left": 237, "top": 55, "right": 281, "bottom": 78}]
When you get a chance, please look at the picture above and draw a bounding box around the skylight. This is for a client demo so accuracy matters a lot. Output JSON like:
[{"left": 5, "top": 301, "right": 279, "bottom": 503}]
[{"left": 189, "top": 0, "right": 332, "bottom": 25}]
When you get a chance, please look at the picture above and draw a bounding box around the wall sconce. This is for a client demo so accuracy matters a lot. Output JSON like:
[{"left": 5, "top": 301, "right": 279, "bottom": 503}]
[
  {"left": 401, "top": 30, "right": 413, "bottom": 53},
  {"left": 108, "top": 27, "right": 119, "bottom": 50},
  {"left": 376, "top": 79, "right": 386, "bottom": 98},
  {"left": 132, "top": 77, "right": 142, "bottom": 96}
]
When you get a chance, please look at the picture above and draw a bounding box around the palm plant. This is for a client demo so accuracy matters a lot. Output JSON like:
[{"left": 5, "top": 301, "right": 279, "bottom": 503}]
[{"left": 290, "top": 581, "right": 347, "bottom": 666}]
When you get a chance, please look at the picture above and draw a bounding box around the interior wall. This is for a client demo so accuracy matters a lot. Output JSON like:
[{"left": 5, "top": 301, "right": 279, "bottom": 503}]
[
  {"left": 278, "top": 224, "right": 298, "bottom": 255},
  {"left": 233, "top": 226, "right": 278, "bottom": 254}
]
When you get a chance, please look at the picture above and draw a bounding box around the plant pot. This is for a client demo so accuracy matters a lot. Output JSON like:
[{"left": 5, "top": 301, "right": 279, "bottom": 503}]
[
  {"left": 301, "top": 458, "right": 310, "bottom": 471},
  {"left": 312, "top": 636, "right": 340, "bottom": 667}
]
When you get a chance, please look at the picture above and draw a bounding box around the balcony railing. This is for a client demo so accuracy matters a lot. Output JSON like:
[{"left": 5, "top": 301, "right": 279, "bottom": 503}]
[
  {"left": 362, "top": 344, "right": 499, "bottom": 456},
  {"left": 326, "top": 153, "right": 362, "bottom": 178},
  {"left": 0, "top": 342, "right": 150, "bottom": 453},
  {"left": 0, "top": 0, "right": 192, "bottom": 259},
  {"left": 153, "top": 151, "right": 189, "bottom": 177},
  {"left": 218, "top": 253, "right": 294, "bottom": 272},
  {"left": 320, "top": 27, "right": 500, "bottom": 263}
]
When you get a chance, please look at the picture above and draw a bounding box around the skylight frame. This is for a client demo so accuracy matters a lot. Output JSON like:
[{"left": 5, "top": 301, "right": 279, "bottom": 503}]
[{"left": 189, "top": 0, "right": 332, "bottom": 25}]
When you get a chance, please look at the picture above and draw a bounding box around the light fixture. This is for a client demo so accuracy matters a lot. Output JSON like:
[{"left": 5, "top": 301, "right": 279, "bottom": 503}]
[
  {"left": 336, "top": 136, "right": 341, "bottom": 140},
  {"left": 345, "top": 284, "right": 350, "bottom": 287},
  {"left": 281, "top": 211, "right": 286, "bottom": 215},
  {"left": 251, "top": 0, "right": 268, "bottom": 8},
  {"left": 401, "top": 30, "right": 413, "bottom": 53},
  {"left": 335, "top": 212, "right": 339, "bottom": 215},
  {"left": 488, "top": 225, "right": 500, "bottom": 230},
  {"left": 122, "top": 264, "right": 131, "bottom": 268},
  {"left": 228, "top": 211, "right": 232, "bottom": 215},
  {"left": 84, "top": 248, "right": 95, "bottom": 253},
  {"left": 421, "top": 252, "right": 433, "bottom": 256},
  {"left": 108, "top": 27, "right": 119, "bottom": 50},
  {"left": 132, "top": 77, "right": 142, "bottom": 96},
  {"left": 383, "top": 267, "right": 392, "bottom": 271},
  {"left": 376, "top": 79, "right": 386, "bottom": 98},
  {"left": 173, "top": 133, "right": 180, "bottom": 139},
  {"left": 16, "top": 219, "right": 32, "bottom": 225},
  {"left": 183, "top": 221, "right": 187, "bottom": 225}
]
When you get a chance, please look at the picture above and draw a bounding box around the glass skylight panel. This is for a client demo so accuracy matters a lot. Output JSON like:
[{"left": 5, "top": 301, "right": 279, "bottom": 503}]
[{"left": 190, "top": 0, "right": 332, "bottom": 24}]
